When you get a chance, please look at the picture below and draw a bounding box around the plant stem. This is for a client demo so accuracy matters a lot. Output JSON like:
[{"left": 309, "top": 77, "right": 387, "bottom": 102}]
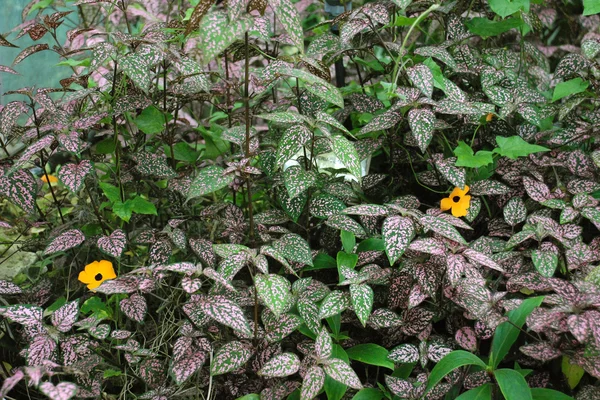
[{"left": 244, "top": 32, "right": 255, "bottom": 241}]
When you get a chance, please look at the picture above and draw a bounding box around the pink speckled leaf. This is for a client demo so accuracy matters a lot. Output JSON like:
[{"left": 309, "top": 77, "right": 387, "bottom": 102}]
[
  {"left": 57, "top": 132, "right": 89, "bottom": 155},
  {"left": 359, "top": 110, "right": 402, "bottom": 135},
  {"left": 8, "top": 135, "right": 54, "bottom": 174},
  {"left": 523, "top": 176, "right": 551, "bottom": 202},
  {"left": 210, "top": 341, "right": 253, "bottom": 376},
  {"left": 44, "top": 229, "right": 85, "bottom": 255},
  {"left": 407, "top": 64, "right": 434, "bottom": 98},
  {"left": 199, "top": 295, "right": 252, "bottom": 335},
  {"left": 275, "top": 124, "right": 312, "bottom": 168},
  {"left": 315, "top": 327, "right": 333, "bottom": 360},
  {"left": 0, "top": 370, "right": 24, "bottom": 398},
  {"left": 39, "top": 382, "right": 77, "bottom": 400},
  {"left": 169, "top": 340, "right": 207, "bottom": 384},
  {"left": 255, "top": 274, "right": 292, "bottom": 318},
  {"left": 421, "top": 215, "right": 467, "bottom": 244},
  {"left": 190, "top": 238, "right": 216, "bottom": 268},
  {"left": 382, "top": 216, "right": 415, "bottom": 265},
  {"left": 0, "top": 101, "right": 28, "bottom": 136},
  {"left": 58, "top": 160, "right": 92, "bottom": 193},
  {"left": 133, "top": 152, "right": 176, "bottom": 179},
  {"left": 97, "top": 229, "right": 127, "bottom": 258},
  {"left": 408, "top": 108, "right": 436, "bottom": 153},
  {"left": 51, "top": 300, "right": 79, "bottom": 332},
  {"left": 88, "top": 324, "right": 111, "bottom": 339},
  {"left": 520, "top": 342, "right": 561, "bottom": 362},
  {"left": 273, "top": 233, "right": 313, "bottom": 266},
  {"left": 13, "top": 44, "right": 49, "bottom": 66},
  {"left": 0, "top": 168, "right": 38, "bottom": 214},
  {"left": 187, "top": 166, "right": 234, "bottom": 200},
  {"left": 258, "top": 352, "right": 300, "bottom": 377},
  {"left": 197, "top": 11, "right": 254, "bottom": 64},
  {"left": 318, "top": 290, "right": 350, "bottom": 319},
  {"left": 0, "top": 304, "right": 42, "bottom": 326},
  {"left": 139, "top": 358, "right": 166, "bottom": 389},
  {"left": 388, "top": 343, "right": 419, "bottom": 364},
  {"left": 350, "top": 283, "right": 373, "bottom": 327},
  {"left": 323, "top": 358, "right": 363, "bottom": 389},
  {"left": 27, "top": 334, "right": 58, "bottom": 366},
  {"left": 503, "top": 197, "right": 527, "bottom": 226},
  {"left": 298, "top": 298, "right": 321, "bottom": 335},
  {"left": 120, "top": 294, "right": 147, "bottom": 323},
  {"left": 0, "top": 280, "right": 22, "bottom": 294},
  {"left": 455, "top": 326, "right": 478, "bottom": 351},
  {"left": 268, "top": 0, "right": 303, "bottom": 51},
  {"left": 301, "top": 366, "right": 325, "bottom": 400}
]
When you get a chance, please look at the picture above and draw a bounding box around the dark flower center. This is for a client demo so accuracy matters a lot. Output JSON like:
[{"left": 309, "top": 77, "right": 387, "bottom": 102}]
[
  {"left": 452, "top": 196, "right": 461, "bottom": 203},
  {"left": 94, "top": 273, "right": 103, "bottom": 281}
]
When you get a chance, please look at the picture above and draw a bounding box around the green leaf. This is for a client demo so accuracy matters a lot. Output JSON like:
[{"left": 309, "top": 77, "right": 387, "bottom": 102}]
[
  {"left": 561, "top": 356, "right": 584, "bottom": 390},
  {"left": 465, "top": 17, "right": 524, "bottom": 38},
  {"left": 455, "top": 383, "right": 493, "bottom": 400},
  {"left": 531, "top": 388, "right": 575, "bottom": 400},
  {"left": 164, "top": 142, "right": 200, "bottom": 162},
  {"left": 112, "top": 200, "right": 135, "bottom": 222},
  {"left": 130, "top": 196, "right": 157, "bottom": 215},
  {"left": 583, "top": 0, "right": 600, "bottom": 16},
  {"left": 346, "top": 344, "right": 394, "bottom": 370},
  {"left": 133, "top": 106, "right": 166, "bottom": 135},
  {"left": 351, "top": 388, "right": 384, "bottom": 400},
  {"left": 425, "top": 351, "right": 487, "bottom": 393},
  {"left": 99, "top": 182, "right": 121, "bottom": 203},
  {"left": 488, "top": 0, "right": 530, "bottom": 18},
  {"left": 341, "top": 230, "right": 356, "bottom": 254},
  {"left": 187, "top": 166, "right": 234, "bottom": 200},
  {"left": 454, "top": 141, "right": 494, "bottom": 168},
  {"left": 552, "top": 78, "right": 589, "bottom": 102},
  {"left": 490, "top": 296, "right": 544, "bottom": 368},
  {"left": 103, "top": 369, "right": 123, "bottom": 378},
  {"left": 95, "top": 137, "right": 116, "bottom": 154},
  {"left": 255, "top": 274, "right": 292, "bottom": 318},
  {"left": 331, "top": 136, "right": 362, "bottom": 182},
  {"left": 494, "top": 136, "right": 549, "bottom": 160},
  {"left": 494, "top": 369, "right": 532, "bottom": 400}
]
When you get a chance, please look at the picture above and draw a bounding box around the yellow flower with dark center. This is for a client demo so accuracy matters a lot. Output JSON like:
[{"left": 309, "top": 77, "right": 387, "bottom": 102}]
[
  {"left": 78, "top": 260, "right": 116, "bottom": 290},
  {"left": 440, "top": 185, "right": 471, "bottom": 217},
  {"left": 41, "top": 174, "right": 58, "bottom": 184}
]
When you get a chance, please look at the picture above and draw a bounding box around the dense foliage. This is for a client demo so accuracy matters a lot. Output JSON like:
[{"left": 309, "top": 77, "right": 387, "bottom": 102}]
[{"left": 0, "top": 0, "right": 599, "bottom": 399}]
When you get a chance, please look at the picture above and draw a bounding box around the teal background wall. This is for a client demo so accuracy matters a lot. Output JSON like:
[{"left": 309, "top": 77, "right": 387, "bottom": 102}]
[{"left": 0, "top": 0, "right": 76, "bottom": 105}]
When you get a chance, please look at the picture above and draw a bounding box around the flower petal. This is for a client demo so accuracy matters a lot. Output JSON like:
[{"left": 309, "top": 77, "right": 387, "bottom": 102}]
[
  {"left": 78, "top": 271, "right": 93, "bottom": 284},
  {"left": 440, "top": 197, "right": 453, "bottom": 211},
  {"left": 451, "top": 195, "right": 471, "bottom": 217}
]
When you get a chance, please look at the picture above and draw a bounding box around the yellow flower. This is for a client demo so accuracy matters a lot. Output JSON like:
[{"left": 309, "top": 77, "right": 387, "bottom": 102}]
[
  {"left": 78, "top": 260, "right": 116, "bottom": 290},
  {"left": 440, "top": 185, "right": 471, "bottom": 217},
  {"left": 486, "top": 113, "right": 494, "bottom": 122},
  {"left": 41, "top": 174, "right": 58, "bottom": 184}
]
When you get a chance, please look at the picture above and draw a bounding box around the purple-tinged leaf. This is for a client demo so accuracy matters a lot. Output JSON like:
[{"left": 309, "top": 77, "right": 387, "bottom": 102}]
[
  {"left": 51, "top": 300, "right": 79, "bottom": 332},
  {"left": 95, "top": 275, "right": 145, "bottom": 294},
  {"left": 139, "top": 358, "right": 166, "bottom": 389},
  {"left": 402, "top": 307, "right": 434, "bottom": 336},
  {"left": 434, "top": 156, "right": 466, "bottom": 189},
  {"left": 520, "top": 342, "right": 561, "bottom": 362},
  {"left": 0, "top": 167, "right": 37, "bottom": 214},
  {"left": 255, "top": 274, "right": 292, "bottom": 318},
  {"left": 111, "top": 330, "right": 132, "bottom": 339},
  {"left": 408, "top": 108, "right": 436, "bottom": 153},
  {"left": 469, "top": 180, "right": 510, "bottom": 196},
  {"left": 326, "top": 215, "right": 367, "bottom": 238},
  {"left": 504, "top": 197, "right": 527, "bottom": 226},
  {"left": 531, "top": 250, "right": 558, "bottom": 278},
  {"left": 382, "top": 216, "right": 415, "bottom": 265},
  {"left": 385, "top": 375, "right": 414, "bottom": 398},
  {"left": 315, "top": 327, "right": 333, "bottom": 360},
  {"left": 301, "top": 366, "right": 325, "bottom": 400},
  {"left": 388, "top": 343, "right": 419, "bottom": 364},
  {"left": 57, "top": 132, "right": 89, "bottom": 155},
  {"left": 39, "top": 382, "right": 77, "bottom": 400},
  {"left": 13, "top": 44, "right": 49, "bottom": 66},
  {"left": 120, "top": 294, "right": 147, "bottom": 323},
  {"left": 133, "top": 152, "right": 176, "bottom": 179},
  {"left": 350, "top": 283, "right": 373, "bottom": 327},
  {"left": 44, "top": 229, "right": 85, "bottom": 255},
  {"left": 523, "top": 177, "right": 551, "bottom": 202},
  {"left": 58, "top": 160, "right": 92, "bottom": 193},
  {"left": 189, "top": 238, "right": 216, "bottom": 268},
  {"left": 0, "top": 280, "right": 22, "bottom": 294},
  {"left": 0, "top": 304, "right": 42, "bottom": 326},
  {"left": 322, "top": 358, "right": 363, "bottom": 389},
  {"left": 0, "top": 370, "right": 24, "bottom": 398},
  {"left": 455, "top": 327, "right": 478, "bottom": 351},
  {"left": 169, "top": 343, "right": 206, "bottom": 384},
  {"left": 97, "top": 229, "right": 127, "bottom": 258},
  {"left": 258, "top": 352, "right": 300, "bottom": 377},
  {"left": 210, "top": 341, "right": 253, "bottom": 376},
  {"left": 408, "top": 238, "right": 447, "bottom": 255},
  {"left": 463, "top": 248, "right": 503, "bottom": 272}
]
